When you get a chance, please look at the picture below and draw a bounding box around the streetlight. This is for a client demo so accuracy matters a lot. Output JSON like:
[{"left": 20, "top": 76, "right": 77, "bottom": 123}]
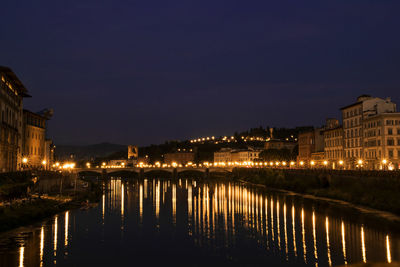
[
  {"left": 382, "top": 159, "right": 387, "bottom": 170},
  {"left": 310, "top": 161, "right": 315, "bottom": 167},
  {"left": 22, "top": 157, "right": 28, "bottom": 164},
  {"left": 357, "top": 159, "right": 363, "bottom": 170}
]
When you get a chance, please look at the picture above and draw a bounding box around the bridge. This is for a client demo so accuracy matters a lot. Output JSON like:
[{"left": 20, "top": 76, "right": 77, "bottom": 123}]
[{"left": 74, "top": 167, "right": 234, "bottom": 178}]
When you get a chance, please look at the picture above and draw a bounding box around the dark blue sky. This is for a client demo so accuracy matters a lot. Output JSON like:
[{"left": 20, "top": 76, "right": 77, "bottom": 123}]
[{"left": 1, "top": 0, "right": 400, "bottom": 145}]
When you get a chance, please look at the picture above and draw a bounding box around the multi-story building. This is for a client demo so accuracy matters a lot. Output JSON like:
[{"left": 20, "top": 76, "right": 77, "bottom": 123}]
[
  {"left": 341, "top": 95, "right": 396, "bottom": 168},
  {"left": 363, "top": 113, "right": 400, "bottom": 169},
  {"left": 214, "top": 148, "right": 232, "bottom": 163},
  {"left": 0, "top": 66, "right": 29, "bottom": 172},
  {"left": 298, "top": 128, "right": 324, "bottom": 165},
  {"left": 231, "top": 148, "right": 262, "bottom": 163},
  {"left": 22, "top": 110, "right": 48, "bottom": 168},
  {"left": 324, "top": 118, "right": 344, "bottom": 168},
  {"left": 298, "top": 131, "right": 315, "bottom": 162},
  {"left": 164, "top": 152, "right": 195, "bottom": 165}
]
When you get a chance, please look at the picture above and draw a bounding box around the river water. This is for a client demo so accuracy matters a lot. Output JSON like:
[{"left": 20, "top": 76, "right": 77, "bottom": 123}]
[{"left": 0, "top": 177, "right": 398, "bottom": 266}]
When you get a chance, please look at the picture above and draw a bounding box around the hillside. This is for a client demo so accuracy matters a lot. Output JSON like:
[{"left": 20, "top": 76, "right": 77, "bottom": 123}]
[{"left": 56, "top": 142, "right": 126, "bottom": 161}]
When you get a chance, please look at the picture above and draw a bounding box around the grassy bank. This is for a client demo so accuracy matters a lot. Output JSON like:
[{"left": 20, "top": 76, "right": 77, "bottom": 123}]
[{"left": 232, "top": 168, "right": 400, "bottom": 215}]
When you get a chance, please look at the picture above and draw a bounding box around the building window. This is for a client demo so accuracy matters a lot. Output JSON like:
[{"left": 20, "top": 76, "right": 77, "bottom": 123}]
[
  {"left": 388, "top": 128, "right": 393, "bottom": 135},
  {"left": 388, "top": 150, "right": 394, "bottom": 158},
  {"left": 387, "top": 139, "right": 394, "bottom": 146}
]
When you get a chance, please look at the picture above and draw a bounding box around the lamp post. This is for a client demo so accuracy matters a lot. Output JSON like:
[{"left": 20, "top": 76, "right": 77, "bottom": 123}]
[
  {"left": 22, "top": 157, "right": 28, "bottom": 170},
  {"left": 338, "top": 160, "right": 344, "bottom": 170},
  {"left": 323, "top": 160, "right": 328, "bottom": 169},
  {"left": 42, "top": 160, "right": 47, "bottom": 170},
  {"left": 382, "top": 159, "right": 387, "bottom": 170},
  {"left": 357, "top": 159, "right": 363, "bottom": 172}
]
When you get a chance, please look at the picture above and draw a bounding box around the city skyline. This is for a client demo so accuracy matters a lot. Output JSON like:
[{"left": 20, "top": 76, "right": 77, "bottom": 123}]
[{"left": 2, "top": 1, "right": 400, "bottom": 146}]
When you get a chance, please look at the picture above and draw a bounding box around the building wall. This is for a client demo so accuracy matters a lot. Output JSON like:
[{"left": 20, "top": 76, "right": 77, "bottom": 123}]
[
  {"left": 298, "top": 131, "right": 315, "bottom": 161},
  {"left": 324, "top": 127, "right": 343, "bottom": 163},
  {"left": 342, "top": 95, "right": 397, "bottom": 168},
  {"left": 22, "top": 111, "right": 47, "bottom": 168},
  {"left": 214, "top": 151, "right": 232, "bottom": 163},
  {"left": 0, "top": 70, "right": 24, "bottom": 172},
  {"left": 363, "top": 113, "right": 400, "bottom": 169},
  {"left": 342, "top": 102, "right": 363, "bottom": 164},
  {"left": 128, "top": 145, "right": 138, "bottom": 159},
  {"left": 231, "top": 150, "right": 261, "bottom": 162}
]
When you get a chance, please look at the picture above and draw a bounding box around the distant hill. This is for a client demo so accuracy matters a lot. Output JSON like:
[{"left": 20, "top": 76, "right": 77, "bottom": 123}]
[{"left": 56, "top": 142, "right": 127, "bottom": 161}]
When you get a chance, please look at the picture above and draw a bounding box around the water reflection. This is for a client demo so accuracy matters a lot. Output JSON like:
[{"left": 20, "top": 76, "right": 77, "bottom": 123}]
[
  {"left": 19, "top": 246, "right": 24, "bottom": 267},
  {"left": 0, "top": 178, "right": 399, "bottom": 266}
]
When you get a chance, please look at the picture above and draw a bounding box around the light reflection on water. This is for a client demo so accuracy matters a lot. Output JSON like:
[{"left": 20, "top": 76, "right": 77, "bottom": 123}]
[{"left": 0, "top": 177, "right": 399, "bottom": 267}]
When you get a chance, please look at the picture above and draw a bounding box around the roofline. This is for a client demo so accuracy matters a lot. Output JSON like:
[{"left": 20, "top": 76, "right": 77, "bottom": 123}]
[
  {"left": 363, "top": 112, "right": 400, "bottom": 120},
  {"left": 23, "top": 109, "right": 48, "bottom": 120},
  {"left": 0, "top": 66, "right": 29, "bottom": 96},
  {"left": 340, "top": 101, "right": 362, "bottom": 110},
  {"left": 323, "top": 126, "right": 343, "bottom": 132}
]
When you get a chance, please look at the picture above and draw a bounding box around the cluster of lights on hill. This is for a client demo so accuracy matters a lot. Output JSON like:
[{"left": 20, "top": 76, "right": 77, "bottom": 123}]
[{"left": 189, "top": 135, "right": 297, "bottom": 144}]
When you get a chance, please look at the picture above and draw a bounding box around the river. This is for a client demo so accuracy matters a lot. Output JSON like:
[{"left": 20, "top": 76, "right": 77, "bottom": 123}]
[{"left": 0, "top": 177, "right": 398, "bottom": 266}]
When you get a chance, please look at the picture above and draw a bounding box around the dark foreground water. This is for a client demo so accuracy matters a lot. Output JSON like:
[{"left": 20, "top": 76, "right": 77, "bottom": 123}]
[{"left": 0, "top": 178, "right": 398, "bottom": 267}]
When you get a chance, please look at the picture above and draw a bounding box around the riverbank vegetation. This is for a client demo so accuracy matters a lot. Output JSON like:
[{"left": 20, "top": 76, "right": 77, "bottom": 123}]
[
  {"left": 232, "top": 168, "right": 400, "bottom": 215},
  {"left": 0, "top": 171, "right": 101, "bottom": 233}
]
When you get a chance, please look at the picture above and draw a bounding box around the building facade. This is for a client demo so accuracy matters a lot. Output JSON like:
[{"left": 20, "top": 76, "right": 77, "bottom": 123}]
[
  {"left": 341, "top": 95, "right": 396, "bottom": 168},
  {"left": 0, "top": 67, "right": 29, "bottom": 172},
  {"left": 363, "top": 113, "right": 400, "bottom": 169},
  {"left": 22, "top": 110, "right": 47, "bottom": 168},
  {"left": 298, "top": 128, "right": 324, "bottom": 164},
  {"left": 324, "top": 119, "right": 344, "bottom": 168},
  {"left": 298, "top": 131, "right": 315, "bottom": 162},
  {"left": 231, "top": 149, "right": 262, "bottom": 163},
  {"left": 214, "top": 148, "right": 232, "bottom": 163}
]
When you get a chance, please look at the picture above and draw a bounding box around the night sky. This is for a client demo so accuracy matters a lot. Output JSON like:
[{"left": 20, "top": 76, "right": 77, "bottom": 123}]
[{"left": 2, "top": 1, "right": 400, "bottom": 146}]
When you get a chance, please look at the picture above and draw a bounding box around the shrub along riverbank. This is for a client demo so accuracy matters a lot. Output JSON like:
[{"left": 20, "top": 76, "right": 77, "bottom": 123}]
[{"left": 232, "top": 168, "right": 400, "bottom": 215}]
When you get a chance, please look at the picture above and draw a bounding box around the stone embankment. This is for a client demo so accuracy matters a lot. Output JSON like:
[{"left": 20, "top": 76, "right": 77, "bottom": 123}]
[{"left": 232, "top": 168, "right": 400, "bottom": 216}]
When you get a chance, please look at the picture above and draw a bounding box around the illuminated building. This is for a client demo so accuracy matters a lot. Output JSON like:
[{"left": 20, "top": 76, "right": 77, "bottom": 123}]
[
  {"left": 231, "top": 148, "right": 262, "bottom": 162},
  {"left": 0, "top": 66, "right": 29, "bottom": 172},
  {"left": 323, "top": 118, "right": 344, "bottom": 168},
  {"left": 22, "top": 110, "right": 49, "bottom": 169},
  {"left": 213, "top": 148, "right": 232, "bottom": 163},
  {"left": 298, "top": 128, "right": 324, "bottom": 165},
  {"left": 341, "top": 95, "right": 397, "bottom": 169},
  {"left": 363, "top": 113, "right": 400, "bottom": 170}
]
